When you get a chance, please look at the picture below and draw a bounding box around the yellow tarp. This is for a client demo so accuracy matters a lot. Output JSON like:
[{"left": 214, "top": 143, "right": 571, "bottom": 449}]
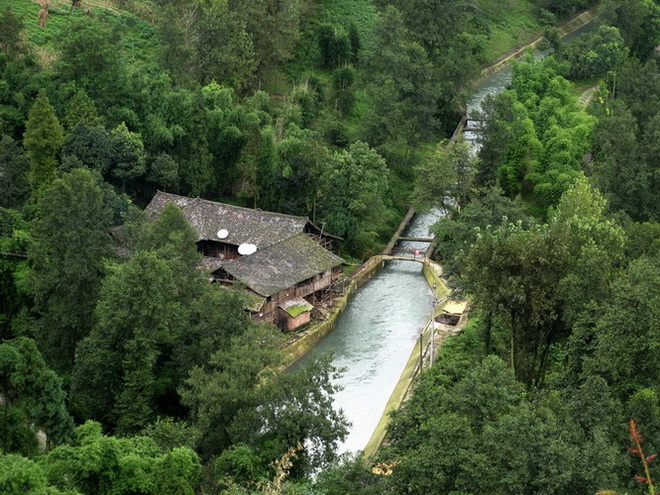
[{"left": 443, "top": 300, "right": 468, "bottom": 315}]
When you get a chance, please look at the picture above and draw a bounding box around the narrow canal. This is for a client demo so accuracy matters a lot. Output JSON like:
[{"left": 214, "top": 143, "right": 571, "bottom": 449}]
[{"left": 294, "top": 20, "right": 596, "bottom": 455}]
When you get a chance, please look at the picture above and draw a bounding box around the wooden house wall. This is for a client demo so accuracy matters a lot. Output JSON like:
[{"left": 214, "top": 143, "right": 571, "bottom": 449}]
[
  {"left": 259, "top": 269, "right": 336, "bottom": 323},
  {"left": 198, "top": 240, "right": 239, "bottom": 260}
]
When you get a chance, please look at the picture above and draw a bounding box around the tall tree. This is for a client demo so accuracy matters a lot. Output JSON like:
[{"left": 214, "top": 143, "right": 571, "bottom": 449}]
[
  {"left": 0, "top": 6, "right": 26, "bottom": 59},
  {"left": 412, "top": 137, "right": 476, "bottom": 214},
  {"left": 0, "top": 338, "right": 73, "bottom": 455},
  {"left": 0, "top": 134, "right": 29, "bottom": 207},
  {"left": 601, "top": 0, "right": 660, "bottom": 60},
  {"left": 70, "top": 203, "right": 200, "bottom": 431},
  {"left": 318, "top": 141, "right": 388, "bottom": 251},
  {"left": 62, "top": 89, "right": 101, "bottom": 132},
  {"left": 464, "top": 177, "right": 624, "bottom": 387},
  {"left": 23, "top": 91, "right": 64, "bottom": 194},
  {"left": 39, "top": 421, "right": 201, "bottom": 495},
  {"left": 360, "top": 6, "right": 442, "bottom": 146},
  {"left": 57, "top": 17, "right": 125, "bottom": 106},
  {"left": 26, "top": 168, "right": 118, "bottom": 374}
]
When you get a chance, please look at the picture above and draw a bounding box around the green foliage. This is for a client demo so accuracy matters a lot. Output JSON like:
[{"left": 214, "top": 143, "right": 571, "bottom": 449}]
[
  {"left": 478, "top": 58, "right": 595, "bottom": 214},
  {"left": 464, "top": 177, "right": 624, "bottom": 387},
  {"left": 215, "top": 444, "right": 268, "bottom": 486},
  {"left": 558, "top": 25, "right": 628, "bottom": 80},
  {"left": 157, "top": 0, "right": 311, "bottom": 89},
  {"left": 147, "top": 152, "right": 179, "bottom": 192},
  {"left": 110, "top": 122, "right": 146, "bottom": 187},
  {"left": 589, "top": 59, "right": 660, "bottom": 222},
  {"left": 181, "top": 325, "right": 348, "bottom": 476},
  {"left": 0, "top": 134, "right": 30, "bottom": 208},
  {"left": 534, "top": 0, "right": 596, "bottom": 17},
  {"left": 318, "top": 24, "right": 351, "bottom": 69},
  {"left": 601, "top": 0, "right": 660, "bottom": 60},
  {"left": 0, "top": 453, "right": 73, "bottom": 495},
  {"left": 589, "top": 255, "right": 660, "bottom": 400},
  {"left": 0, "top": 337, "right": 73, "bottom": 455},
  {"left": 61, "top": 124, "right": 114, "bottom": 175},
  {"left": 70, "top": 204, "right": 201, "bottom": 431},
  {"left": 0, "top": 208, "right": 30, "bottom": 337},
  {"left": 331, "top": 65, "right": 356, "bottom": 116},
  {"left": 26, "top": 168, "right": 120, "bottom": 374},
  {"left": 39, "top": 421, "right": 200, "bottom": 495},
  {"left": 57, "top": 17, "right": 126, "bottom": 106},
  {"left": 62, "top": 90, "right": 101, "bottom": 133},
  {"left": 0, "top": 7, "right": 27, "bottom": 60},
  {"left": 317, "top": 141, "right": 388, "bottom": 252},
  {"left": 23, "top": 90, "right": 63, "bottom": 193},
  {"left": 360, "top": 6, "right": 442, "bottom": 146},
  {"left": 430, "top": 186, "right": 531, "bottom": 281},
  {"left": 412, "top": 137, "right": 476, "bottom": 214}
]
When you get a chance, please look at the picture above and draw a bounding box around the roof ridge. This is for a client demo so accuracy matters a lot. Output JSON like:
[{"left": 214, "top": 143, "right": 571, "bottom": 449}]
[{"left": 153, "top": 191, "right": 310, "bottom": 223}]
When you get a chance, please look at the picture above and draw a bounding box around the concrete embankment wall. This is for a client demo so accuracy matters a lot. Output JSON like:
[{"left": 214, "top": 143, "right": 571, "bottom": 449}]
[
  {"left": 362, "top": 259, "right": 449, "bottom": 458},
  {"left": 474, "top": 8, "right": 599, "bottom": 84}
]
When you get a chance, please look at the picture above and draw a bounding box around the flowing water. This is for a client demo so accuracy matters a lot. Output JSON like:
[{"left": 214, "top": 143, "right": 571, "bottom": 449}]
[{"left": 293, "top": 20, "right": 597, "bottom": 455}]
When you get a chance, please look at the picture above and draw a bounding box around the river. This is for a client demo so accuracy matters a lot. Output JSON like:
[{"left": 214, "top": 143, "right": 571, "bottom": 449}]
[{"left": 293, "top": 19, "right": 597, "bottom": 455}]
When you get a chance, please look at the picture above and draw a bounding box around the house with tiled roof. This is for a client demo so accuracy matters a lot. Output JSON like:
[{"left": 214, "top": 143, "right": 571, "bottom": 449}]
[{"left": 146, "top": 192, "right": 344, "bottom": 330}]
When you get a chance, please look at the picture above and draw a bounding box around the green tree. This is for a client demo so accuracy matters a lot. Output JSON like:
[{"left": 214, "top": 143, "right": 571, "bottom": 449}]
[
  {"left": 40, "top": 421, "right": 200, "bottom": 495},
  {"left": 61, "top": 124, "right": 114, "bottom": 175},
  {"left": 0, "top": 134, "right": 29, "bottom": 207},
  {"left": 269, "top": 125, "right": 329, "bottom": 216},
  {"left": 0, "top": 453, "right": 72, "bottom": 495},
  {"left": 430, "top": 186, "right": 531, "bottom": 281},
  {"left": 70, "top": 204, "right": 200, "bottom": 431},
  {"left": 62, "top": 90, "right": 101, "bottom": 132},
  {"left": 181, "top": 328, "right": 348, "bottom": 475},
  {"left": 360, "top": 7, "right": 442, "bottom": 146},
  {"left": 57, "top": 17, "right": 125, "bottom": 105},
  {"left": 332, "top": 66, "right": 356, "bottom": 117},
  {"left": 559, "top": 25, "right": 628, "bottom": 79},
  {"left": 0, "top": 7, "right": 27, "bottom": 59},
  {"left": 110, "top": 122, "right": 146, "bottom": 190},
  {"left": 0, "top": 338, "right": 73, "bottom": 455},
  {"left": 478, "top": 59, "right": 595, "bottom": 214},
  {"left": 317, "top": 141, "right": 388, "bottom": 251},
  {"left": 412, "top": 137, "right": 476, "bottom": 214},
  {"left": 318, "top": 24, "right": 351, "bottom": 70},
  {"left": 589, "top": 255, "right": 660, "bottom": 400},
  {"left": 464, "top": 178, "right": 624, "bottom": 387},
  {"left": 601, "top": 0, "right": 660, "bottom": 60},
  {"left": 23, "top": 91, "right": 64, "bottom": 193},
  {"left": 26, "top": 168, "right": 118, "bottom": 374},
  {"left": 147, "top": 152, "right": 179, "bottom": 192},
  {"left": 0, "top": 209, "right": 30, "bottom": 338}
]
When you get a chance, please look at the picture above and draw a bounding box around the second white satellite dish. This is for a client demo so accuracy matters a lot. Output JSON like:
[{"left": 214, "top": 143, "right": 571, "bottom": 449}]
[
  {"left": 217, "top": 229, "right": 229, "bottom": 239},
  {"left": 238, "top": 243, "right": 257, "bottom": 255}
]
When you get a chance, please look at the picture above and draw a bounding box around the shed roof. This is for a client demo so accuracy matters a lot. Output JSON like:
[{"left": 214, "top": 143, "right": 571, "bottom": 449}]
[
  {"left": 146, "top": 191, "right": 316, "bottom": 249},
  {"left": 443, "top": 301, "right": 468, "bottom": 315},
  {"left": 216, "top": 233, "right": 344, "bottom": 297},
  {"left": 279, "top": 298, "right": 313, "bottom": 317}
]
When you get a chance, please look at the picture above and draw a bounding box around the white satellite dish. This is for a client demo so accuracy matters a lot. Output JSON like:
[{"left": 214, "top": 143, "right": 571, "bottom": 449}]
[
  {"left": 238, "top": 243, "right": 257, "bottom": 255},
  {"left": 217, "top": 229, "right": 229, "bottom": 239}
]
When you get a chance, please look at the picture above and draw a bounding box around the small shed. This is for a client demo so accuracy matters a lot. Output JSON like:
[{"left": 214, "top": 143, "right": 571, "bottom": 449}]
[
  {"left": 278, "top": 298, "right": 314, "bottom": 332},
  {"left": 437, "top": 300, "right": 468, "bottom": 326}
]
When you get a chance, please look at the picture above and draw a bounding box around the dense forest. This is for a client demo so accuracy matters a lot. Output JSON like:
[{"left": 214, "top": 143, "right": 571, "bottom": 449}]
[{"left": 0, "top": 0, "right": 659, "bottom": 493}]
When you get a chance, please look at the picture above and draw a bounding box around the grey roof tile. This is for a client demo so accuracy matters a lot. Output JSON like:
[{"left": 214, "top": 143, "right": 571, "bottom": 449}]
[{"left": 218, "top": 233, "right": 344, "bottom": 297}]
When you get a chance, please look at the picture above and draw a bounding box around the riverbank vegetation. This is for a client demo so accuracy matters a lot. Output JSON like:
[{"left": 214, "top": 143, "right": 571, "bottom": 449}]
[
  {"left": 1, "top": 0, "right": 658, "bottom": 492},
  {"left": 315, "top": 1, "right": 659, "bottom": 493}
]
